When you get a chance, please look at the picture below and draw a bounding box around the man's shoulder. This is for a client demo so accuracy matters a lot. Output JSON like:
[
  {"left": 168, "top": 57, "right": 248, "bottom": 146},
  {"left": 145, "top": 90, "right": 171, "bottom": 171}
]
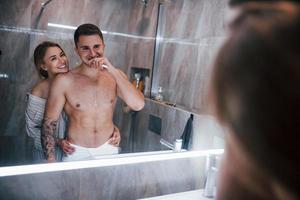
[
  {"left": 56, "top": 71, "right": 75, "bottom": 80},
  {"left": 70, "top": 65, "right": 83, "bottom": 73},
  {"left": 53, "top": 72, "right": 74, "bottom": 87}
]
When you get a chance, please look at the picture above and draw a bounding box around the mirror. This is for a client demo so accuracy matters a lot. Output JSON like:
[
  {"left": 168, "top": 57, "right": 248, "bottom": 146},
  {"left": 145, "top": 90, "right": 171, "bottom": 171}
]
[{"left": 0, "top": 0, "right": 226, "bottom": 167}]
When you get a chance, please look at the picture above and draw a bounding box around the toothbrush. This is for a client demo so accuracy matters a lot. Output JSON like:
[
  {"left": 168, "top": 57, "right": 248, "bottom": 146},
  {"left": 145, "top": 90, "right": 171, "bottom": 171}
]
[{"left": 102, "top": 64, "right": 108, "bottom": 69}]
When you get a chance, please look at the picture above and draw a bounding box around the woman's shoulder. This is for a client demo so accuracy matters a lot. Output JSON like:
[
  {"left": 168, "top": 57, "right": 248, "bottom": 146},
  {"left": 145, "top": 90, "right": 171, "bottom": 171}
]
[{"left": 31, "top": 79, "right": 49, "bottom": 98}]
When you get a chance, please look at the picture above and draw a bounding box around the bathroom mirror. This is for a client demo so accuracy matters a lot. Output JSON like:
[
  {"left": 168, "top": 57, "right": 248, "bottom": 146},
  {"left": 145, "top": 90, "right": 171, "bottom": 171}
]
[{"left": 0, "top": 0, "right": 226, "bottom": 167}]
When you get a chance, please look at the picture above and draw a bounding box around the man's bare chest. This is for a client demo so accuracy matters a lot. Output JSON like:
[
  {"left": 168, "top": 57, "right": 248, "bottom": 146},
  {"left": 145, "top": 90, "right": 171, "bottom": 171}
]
[{"left": 66, "top": 76, "right": 117, "bottom": 110}]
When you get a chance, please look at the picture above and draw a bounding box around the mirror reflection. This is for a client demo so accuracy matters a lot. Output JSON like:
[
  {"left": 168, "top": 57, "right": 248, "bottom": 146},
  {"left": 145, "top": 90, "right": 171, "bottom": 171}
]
[{"left": 0, "top": 0, "right": 225, "bottom": 167}]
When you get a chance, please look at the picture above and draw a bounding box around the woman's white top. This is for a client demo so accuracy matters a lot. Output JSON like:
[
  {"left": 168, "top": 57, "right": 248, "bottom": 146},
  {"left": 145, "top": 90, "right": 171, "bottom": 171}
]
[{"left": 25, "top": 93, "right": 67, "bottom": 161}]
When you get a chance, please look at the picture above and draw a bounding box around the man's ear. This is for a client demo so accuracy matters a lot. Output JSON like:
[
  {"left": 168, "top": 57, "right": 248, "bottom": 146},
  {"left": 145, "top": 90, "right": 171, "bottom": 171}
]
[{"left": 75, "top": 46, "right": 79, "bottom": 55}]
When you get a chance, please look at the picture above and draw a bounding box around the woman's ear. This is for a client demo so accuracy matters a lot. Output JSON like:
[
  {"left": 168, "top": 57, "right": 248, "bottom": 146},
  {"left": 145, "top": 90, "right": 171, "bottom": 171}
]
[{"left": 40, "top": 65, "right": 47, "bottom": 71}]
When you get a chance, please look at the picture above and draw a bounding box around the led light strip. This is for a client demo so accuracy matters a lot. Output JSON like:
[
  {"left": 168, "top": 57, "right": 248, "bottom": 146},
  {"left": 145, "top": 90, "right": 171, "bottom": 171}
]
[
  {"left": 0, "top": 24, "right": 223, "bottom": 46},
  {"left": 47, "top": 23, "right": 226, "bottom": 45},
  {"left": 0, "top": 149, "right": 224, "bottom": 177},
  {"left": 47, "top": 23, "right": 77, "bottom": 30},
  {"left": 47, "top": 23, "right": 154, "bottom": 40}
]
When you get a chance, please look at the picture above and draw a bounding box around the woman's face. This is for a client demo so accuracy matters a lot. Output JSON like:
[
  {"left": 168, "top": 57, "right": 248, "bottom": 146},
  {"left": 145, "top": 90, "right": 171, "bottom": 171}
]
[{"left": 42, "top": 46, "right": 69, "bottom": 76}]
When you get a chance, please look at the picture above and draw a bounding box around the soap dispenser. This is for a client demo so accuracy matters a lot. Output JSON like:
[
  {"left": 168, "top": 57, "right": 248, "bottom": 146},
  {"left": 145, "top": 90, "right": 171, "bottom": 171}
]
[{"left": 155, "top": 86, "right": 163, "bottom": 101}]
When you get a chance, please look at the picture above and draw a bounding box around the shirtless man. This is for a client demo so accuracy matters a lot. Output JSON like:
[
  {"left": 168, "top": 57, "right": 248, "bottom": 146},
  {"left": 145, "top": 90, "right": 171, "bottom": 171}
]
[{"left": 42, "top": 23, "right": 145, "bottom": 162}]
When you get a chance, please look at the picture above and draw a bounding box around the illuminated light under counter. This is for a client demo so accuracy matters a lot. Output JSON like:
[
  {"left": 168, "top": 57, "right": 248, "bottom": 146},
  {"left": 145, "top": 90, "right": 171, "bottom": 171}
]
[
  {"left": 138, "top": 189, "right": 214, "bottom": 200},
  {"left": 0, "top": 149, "right": 224, "bottom": 177}
]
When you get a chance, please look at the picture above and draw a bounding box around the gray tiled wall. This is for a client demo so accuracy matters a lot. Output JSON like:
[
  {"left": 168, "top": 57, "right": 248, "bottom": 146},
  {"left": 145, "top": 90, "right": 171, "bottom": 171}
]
[{"left": 0, "top": 155, "right": 207, "bottom": 200}]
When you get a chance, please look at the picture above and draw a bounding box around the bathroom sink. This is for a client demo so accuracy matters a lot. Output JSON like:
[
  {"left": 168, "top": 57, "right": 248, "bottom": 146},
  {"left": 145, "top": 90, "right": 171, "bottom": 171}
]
[{"left": 138, "top": 189, "right": 214, "bottom": 200}]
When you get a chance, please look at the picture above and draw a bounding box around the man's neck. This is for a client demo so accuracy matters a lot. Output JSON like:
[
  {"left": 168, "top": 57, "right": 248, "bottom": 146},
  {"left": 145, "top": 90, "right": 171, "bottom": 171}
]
[{"left": 78, "top": 63, "right": 101, "bottom": 79}]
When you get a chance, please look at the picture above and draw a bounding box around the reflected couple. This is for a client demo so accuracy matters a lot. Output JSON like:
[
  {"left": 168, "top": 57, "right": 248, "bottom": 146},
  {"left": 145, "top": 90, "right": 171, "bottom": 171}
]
[{"left": 25, "top": 23, "right": 145, "bottom": 163}]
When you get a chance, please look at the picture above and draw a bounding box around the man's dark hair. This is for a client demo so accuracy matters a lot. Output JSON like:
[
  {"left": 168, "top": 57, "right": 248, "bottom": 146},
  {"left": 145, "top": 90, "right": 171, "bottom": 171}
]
[{"left": 74, "top": 23, "right": 104, "bottom": 47}]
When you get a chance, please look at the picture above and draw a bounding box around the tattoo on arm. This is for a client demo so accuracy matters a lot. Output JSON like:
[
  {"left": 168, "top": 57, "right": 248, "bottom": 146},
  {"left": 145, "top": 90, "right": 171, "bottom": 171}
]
[{"left": 41, "top": 118, "right": 58, "bottom": 160}]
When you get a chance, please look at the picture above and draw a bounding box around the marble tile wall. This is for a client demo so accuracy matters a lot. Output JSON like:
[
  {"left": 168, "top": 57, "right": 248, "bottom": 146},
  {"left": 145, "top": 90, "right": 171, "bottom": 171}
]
[
  {"left": 114, "top": 0, "right": 228, "bottom": 153},
  {"left": 0, "top": 156, "right": 207, "bottom": 200},
  {"left": 153, "top": 0, "right": 228, "bottom": 110},
  {"left": 124, "top": 0, "right": 229, "bottom": 154}
]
